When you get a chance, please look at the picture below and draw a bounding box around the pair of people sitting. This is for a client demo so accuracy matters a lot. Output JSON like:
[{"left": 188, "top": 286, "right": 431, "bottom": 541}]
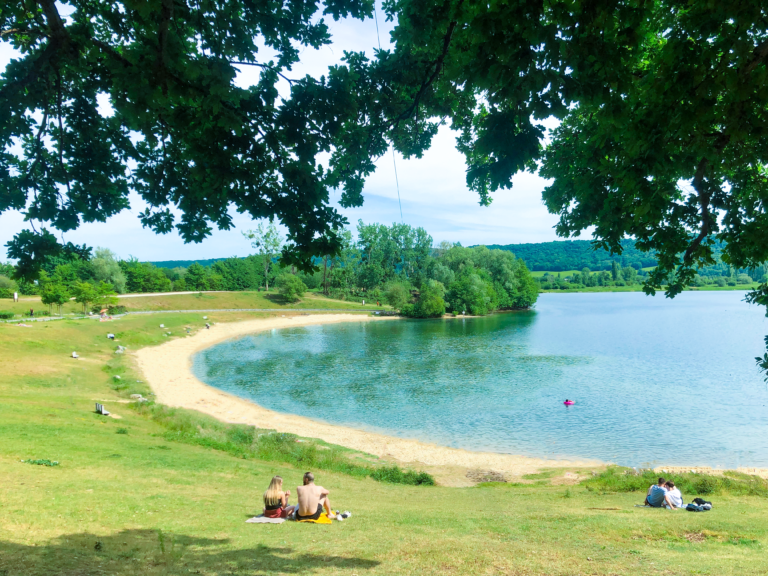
[
  {"left": 645, "top": 477, "right": 683, "bottom": 510},
  {"left": 262, "top": 471, "right": 335, "bottom": 520}
]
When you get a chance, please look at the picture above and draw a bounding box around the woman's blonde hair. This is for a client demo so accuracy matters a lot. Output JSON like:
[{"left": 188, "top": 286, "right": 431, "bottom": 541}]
[{"left": 263, "top": 476, "right": 283, "bottom": 507}]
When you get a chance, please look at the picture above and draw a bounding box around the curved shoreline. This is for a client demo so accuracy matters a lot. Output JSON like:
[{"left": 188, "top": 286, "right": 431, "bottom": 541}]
[
  {"left": 134, "top": 313, "right": 768, "bottom": 482},
  {"left": 133, "top": 313, "right": 602, "bottom": 483}
]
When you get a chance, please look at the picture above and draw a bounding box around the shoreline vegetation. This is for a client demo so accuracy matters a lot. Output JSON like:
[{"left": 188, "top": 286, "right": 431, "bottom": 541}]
[{"left": 4, "top": 310, "right": 768, "bottom": 574}]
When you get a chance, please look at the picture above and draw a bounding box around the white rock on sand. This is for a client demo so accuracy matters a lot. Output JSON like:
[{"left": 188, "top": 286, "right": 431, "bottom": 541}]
[{"left": 133, "top": 313, "right": 601, "bottom": 479}]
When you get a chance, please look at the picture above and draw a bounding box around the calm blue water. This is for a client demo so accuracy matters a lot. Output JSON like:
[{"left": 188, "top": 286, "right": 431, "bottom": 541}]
[{"left": 192, "top": 292, "right": 768, "bottom": 468}]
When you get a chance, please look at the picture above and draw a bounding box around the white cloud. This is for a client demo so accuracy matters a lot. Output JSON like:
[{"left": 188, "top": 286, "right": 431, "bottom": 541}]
[{"left": 0, "top": 4, "right": 565, "bottom": 262}]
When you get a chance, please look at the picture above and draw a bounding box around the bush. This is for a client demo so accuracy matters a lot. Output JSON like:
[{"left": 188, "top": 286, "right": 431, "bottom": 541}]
[
  {"left": 370, "top": 465, "right": 435, "bottom": 486},
  {"left": 403, "top": 280, "right": 446, "bottom": 318},
  {"left": 298, "top": 270, "right": 322, "bottom": 290},
  {"left": 109, "top": 305, "right": 127, "bottom": 315},
  {"left": 276, "top": 273, "right": 306, "bottom": 302},
  {"left": 715, "top": 277, "right": 727, "bottom": 287},
  {"left": 0, "top": 311, "right": 14, "bottom": 319},
  {"left": 384, "top": 283, "right": 410, "bottom": 311},
  {"left": 583, "top": 466, "right": 768, "bottom": 497},
  {"left": 0, "top": 275, "right": 17, "bottom": 297}
]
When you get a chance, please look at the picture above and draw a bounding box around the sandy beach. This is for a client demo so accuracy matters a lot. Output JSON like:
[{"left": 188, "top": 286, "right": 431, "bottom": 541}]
[{"left": 133, "top": 313, "right": 605, "bottom": 484}]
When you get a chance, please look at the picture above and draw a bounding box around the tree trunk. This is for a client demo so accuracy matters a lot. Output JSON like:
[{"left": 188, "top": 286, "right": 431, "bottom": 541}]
[{"left": 322, "top": 256, "right": 328, "bottom": 295}]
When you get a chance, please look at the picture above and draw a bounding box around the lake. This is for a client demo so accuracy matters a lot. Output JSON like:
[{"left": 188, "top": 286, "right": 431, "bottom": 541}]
[{"left": 192, "top": 291, "right": 768, "bottom": 468}]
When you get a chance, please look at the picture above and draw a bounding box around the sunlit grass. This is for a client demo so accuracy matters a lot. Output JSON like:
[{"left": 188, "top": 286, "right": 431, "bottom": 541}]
[{"left": 1, "top": 313, "right": 768, "bottom": 575}]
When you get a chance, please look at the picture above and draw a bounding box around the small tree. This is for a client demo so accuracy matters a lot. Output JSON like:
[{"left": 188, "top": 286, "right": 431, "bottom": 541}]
[
  {"left": 40, "top": 283, "right": 70, "bottom": 315},
  {"left": 92, "top": 248, "right": 126, "bottom": 293},
  {"left": 72, "top": 282, "right": 99, "bottom": 314},
  {"left": 384, "top": 283, "right": 410, "bottom": 311},
  {"left": 243, "top": 221, "right": 283, "bottom": 291},
  {"left": 95, "top": 282, "right": 119, "bottom": 312},
  {"left": 0, "top": 275, "right": 18, "bottom": 299},
  {"left": 611, "top": 261, "right": 620, "bottom": 282},
  {"left": 185, "top": 263, "right": 209, "bottom": 291},
  {"left": 276, "top": 273, "right": 306, "bottom": 303}
]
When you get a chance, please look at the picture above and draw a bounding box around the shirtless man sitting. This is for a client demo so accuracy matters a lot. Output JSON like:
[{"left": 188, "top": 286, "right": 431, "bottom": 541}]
[{"left": 295, "top": 472, "right": 335, "bottom": 520}]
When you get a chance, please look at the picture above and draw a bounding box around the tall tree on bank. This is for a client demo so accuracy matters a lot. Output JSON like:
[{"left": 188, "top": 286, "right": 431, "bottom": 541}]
[{"left": 243, "top": 221, "right": 283, "bottom": 291}]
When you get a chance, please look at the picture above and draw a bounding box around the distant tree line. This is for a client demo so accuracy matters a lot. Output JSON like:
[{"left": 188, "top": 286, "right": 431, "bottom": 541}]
[
  {"left": 0, "top": 221, "right": 538, "bottom": 318},
  {"left": 487, "top": 240, "right": 765, "bottom": 289},
  {"left": 539, "top": 264, "right": 643, "bottom": 290},
  {"left": 539, "top": 263, "right": 764, "bottom": 290}
]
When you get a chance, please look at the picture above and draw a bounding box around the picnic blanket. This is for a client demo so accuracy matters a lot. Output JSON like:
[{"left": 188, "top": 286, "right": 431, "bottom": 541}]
[
  {"left": 246, "top": 515, "right": 285, "bottom": 524},
  {"left": 296, "top": 513, "right": 333, "bottom": 524}
]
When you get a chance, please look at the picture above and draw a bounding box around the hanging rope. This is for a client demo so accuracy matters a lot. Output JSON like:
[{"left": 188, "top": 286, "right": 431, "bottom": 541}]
[{"left": 374, "top": 3, "right": 404, "bottom": 224}]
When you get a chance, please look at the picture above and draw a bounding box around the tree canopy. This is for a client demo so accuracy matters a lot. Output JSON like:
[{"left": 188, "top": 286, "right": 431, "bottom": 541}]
[
  {"left": 1, "top": 0, "right": 379, "bottom": 271},
  {"left": 3, "top": 0, "right": 767, "bottom": 309}
]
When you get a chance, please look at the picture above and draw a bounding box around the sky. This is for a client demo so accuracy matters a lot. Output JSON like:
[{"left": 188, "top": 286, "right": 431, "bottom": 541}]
[{"left": 0, "top": 3, "right": 564, "bottom": 263}]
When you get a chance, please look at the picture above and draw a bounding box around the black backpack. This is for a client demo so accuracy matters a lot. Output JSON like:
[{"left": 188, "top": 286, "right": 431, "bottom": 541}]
[{"left": 686, "top": 498, "right": 713, "bottom": 512}]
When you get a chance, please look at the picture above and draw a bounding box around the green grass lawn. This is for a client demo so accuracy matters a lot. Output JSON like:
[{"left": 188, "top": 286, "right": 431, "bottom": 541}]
[
  {"left": 1, "top": 312, "right": 767, "bottom": 575},
  {"left": 0, "top": 290, "right": 386, "bottom": 318}
]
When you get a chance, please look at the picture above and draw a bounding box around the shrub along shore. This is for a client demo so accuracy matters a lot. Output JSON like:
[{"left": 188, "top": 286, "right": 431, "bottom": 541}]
[{"left": 2, "top": 310, "right": 768, "bottom": 575}]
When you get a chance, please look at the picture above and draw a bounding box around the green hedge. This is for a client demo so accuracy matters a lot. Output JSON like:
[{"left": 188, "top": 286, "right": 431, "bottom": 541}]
[{"left": 0, "top": 311, "right": 14, "bottom": 320}]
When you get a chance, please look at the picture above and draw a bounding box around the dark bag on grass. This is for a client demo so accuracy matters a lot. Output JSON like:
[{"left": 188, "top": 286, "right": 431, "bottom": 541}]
[{"left": 687, "top": 498, "right": 713, "bottom": 512}]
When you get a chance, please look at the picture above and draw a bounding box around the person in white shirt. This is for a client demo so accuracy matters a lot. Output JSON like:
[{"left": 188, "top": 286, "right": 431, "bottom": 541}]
[{"left": 664, "top": 481, "right": 683, "bottom": 510}]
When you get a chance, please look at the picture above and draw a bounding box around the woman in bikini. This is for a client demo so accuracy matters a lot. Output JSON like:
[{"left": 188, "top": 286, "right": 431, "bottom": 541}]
[{"left": 262, "top": 476, "right": 295, "bottom": 519}]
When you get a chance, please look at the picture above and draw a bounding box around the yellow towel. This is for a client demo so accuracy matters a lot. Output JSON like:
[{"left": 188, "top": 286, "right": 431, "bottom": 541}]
[{"left": 297, "top": 513, "right": 333, "bottom": 524}]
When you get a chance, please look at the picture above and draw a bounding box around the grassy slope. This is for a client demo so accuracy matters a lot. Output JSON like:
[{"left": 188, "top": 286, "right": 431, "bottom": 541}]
[
  {"left": 1, "top": 314, "right": 767, "bottom": 575},
  {"left": 0, "top": 290, "right": 385, "bottom": 317}
]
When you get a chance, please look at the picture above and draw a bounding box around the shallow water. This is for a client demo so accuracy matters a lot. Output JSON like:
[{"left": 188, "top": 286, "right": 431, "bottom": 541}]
[{"left": 192, "top": 291, "right": 768, "bottom": 468}]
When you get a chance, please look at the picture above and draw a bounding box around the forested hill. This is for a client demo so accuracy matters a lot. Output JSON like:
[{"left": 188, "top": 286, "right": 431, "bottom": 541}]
[{"left": 485, "top": 240, "right": 658, "bottom": 271}]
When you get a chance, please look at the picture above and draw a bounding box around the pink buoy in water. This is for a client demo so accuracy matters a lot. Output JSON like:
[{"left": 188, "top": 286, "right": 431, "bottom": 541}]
[{"left": 563, "top": 400, "right": 575, "bottom": 405}]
